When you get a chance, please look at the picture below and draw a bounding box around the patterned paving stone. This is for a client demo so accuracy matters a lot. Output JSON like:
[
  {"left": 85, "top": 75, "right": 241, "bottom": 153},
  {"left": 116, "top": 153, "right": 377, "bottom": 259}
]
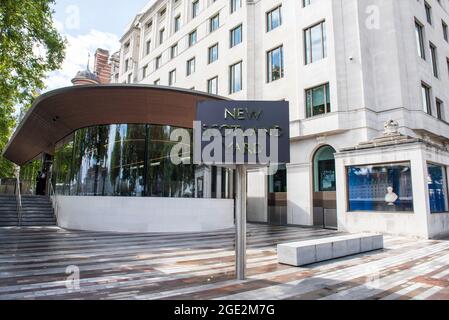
[{"left": 0, "top": 225, "right": 448, "bottom": 300}]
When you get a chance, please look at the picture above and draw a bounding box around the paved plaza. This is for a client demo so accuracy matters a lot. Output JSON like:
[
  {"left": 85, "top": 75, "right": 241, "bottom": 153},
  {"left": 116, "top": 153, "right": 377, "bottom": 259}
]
[{"left": 0, "top": 224, "right": 449, "bottom": 300}]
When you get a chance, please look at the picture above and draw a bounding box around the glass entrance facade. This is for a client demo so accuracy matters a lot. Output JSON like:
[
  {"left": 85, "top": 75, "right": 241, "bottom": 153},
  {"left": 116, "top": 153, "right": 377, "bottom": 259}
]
[{"left": 52, "top": 124, "right": 233, "bottom": 198}]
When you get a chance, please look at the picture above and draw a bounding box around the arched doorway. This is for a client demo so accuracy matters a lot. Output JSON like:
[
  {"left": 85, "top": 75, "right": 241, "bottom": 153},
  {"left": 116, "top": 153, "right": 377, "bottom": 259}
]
[{"left": 312, "top": 145, "right": 337, "bottom": 229}]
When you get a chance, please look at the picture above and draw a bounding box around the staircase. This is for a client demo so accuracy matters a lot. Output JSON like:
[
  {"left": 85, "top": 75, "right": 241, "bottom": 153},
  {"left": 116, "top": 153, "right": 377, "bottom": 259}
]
[{"left": 0, "top": 195, "right": 56, "bottom": 227}]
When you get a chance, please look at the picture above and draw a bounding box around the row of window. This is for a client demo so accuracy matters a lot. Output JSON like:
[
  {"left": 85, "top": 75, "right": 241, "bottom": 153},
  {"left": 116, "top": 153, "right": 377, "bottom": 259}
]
[
  {"left": 144, "top": 0, "right": 242, "bottom": 55},
  {"left": 415, "top": 19, "right": 449, "bottom": 79},
  {"left": 416, "top": 4, "right": 449, "bottom": 122},
  {"left": 141, "top": 17, "right": 327, "bottom": 84},
  {"left": 424, "top": 0, "right": 449, "bottom": 42},
  {"left": 153, "top": 60, "right": 242, "bottom": 93},
  {"left": 421, "top": 82, "right": 446, "bottom": 120}
]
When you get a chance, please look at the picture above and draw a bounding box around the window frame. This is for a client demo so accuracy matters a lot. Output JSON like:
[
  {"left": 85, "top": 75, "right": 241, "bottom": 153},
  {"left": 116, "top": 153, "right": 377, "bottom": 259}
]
[
  {"left": 266, "top": 5, "right": 282, "bottom": 32},
  {"left": 266, "top": 45, "right": 284, "bottom": 83},
  {"left": 186, "top": 57, "right": 196, "bottom": 76},
  {"left": 305, "top": 82, "right": 331, "bottom": 118},
  {"left": 230, "top": 24, "right": 243, "bottom": 48},
  {"left": 304, "top": 20, "right": 327, "bottom": 65},
  {"left": 229, "top": 61, "right": 243, "bottom": 94},
  {"left": 208, "top": 43, "right": 219, "bottom": 64}
]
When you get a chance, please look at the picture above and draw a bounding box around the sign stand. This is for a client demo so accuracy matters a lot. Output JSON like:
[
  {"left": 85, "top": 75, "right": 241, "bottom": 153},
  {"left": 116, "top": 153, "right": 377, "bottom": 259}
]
[{"left": 235, "top": 164, "right": 247, "bottom": 280}]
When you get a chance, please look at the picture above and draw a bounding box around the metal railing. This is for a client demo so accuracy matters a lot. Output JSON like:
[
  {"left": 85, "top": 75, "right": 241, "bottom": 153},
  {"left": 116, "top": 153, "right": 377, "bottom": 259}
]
[
  {"left": 49, "top": 182, "right": 59, "bottom": 225},
  {"left": 15, "top": 175, "right": 23, "bottom": 227}
]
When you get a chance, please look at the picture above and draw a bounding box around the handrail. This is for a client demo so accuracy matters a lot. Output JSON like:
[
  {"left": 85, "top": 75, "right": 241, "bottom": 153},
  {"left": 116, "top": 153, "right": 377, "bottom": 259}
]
[
  {"left": 49, "top": 182, "right": 58, "bottom": 225},
  {"left": 15, "top": 174, "right": 23, "bottom": 227}
]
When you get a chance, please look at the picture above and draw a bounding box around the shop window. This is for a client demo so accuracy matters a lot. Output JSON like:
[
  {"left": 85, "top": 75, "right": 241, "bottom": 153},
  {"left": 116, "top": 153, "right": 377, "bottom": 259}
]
[
  {"left": 347, "top": 162, "right": 414, "bottom": 212},
  {"left": 427, "top": 163, "right": 449, "bottom": 213}
]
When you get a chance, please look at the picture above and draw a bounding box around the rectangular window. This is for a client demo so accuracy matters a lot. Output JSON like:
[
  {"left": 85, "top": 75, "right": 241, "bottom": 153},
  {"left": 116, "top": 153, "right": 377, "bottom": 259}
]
[
  {"left": 125, "top": 59, "right": 129, "bottom": 71},
  {"left": 210, "top": 14, "right": 220, "bottom": 32},
  {"left": 347, "top": 162, "right": 414, "bottom": 212},
  {"left": 230, "top": 24, "right": 242, "bottom": 47},
  {"left": 229, "top": 61, "right": 242, "bottom": 94},
  {"left": 305, "top": 83, "right": 331, "bottom": 118},
  {"left": 303, "top": 0, "right": 315, "bottom": 7},
  {"left": 155, "top": 55, "right": 162, "bottom": 69},
  {"left": 142, "top": 65, "right": 147, "bottom": 79},
  {"left": 430, "top": 42, "right": 438, "bottom": 78},
  {"left": 169, "top": 69, "right": 176, "bottom": 86},
  {"left": 230, "top": 0, "right": 241, "bottom": 14},
  {"left": 304, "top": 21, "right": 327, "bottom": 64},
  {"left": 267, "top": 5, "right": 282, "bottom": 32},
  {"left": 436, "top": 99, "right": 444, "bottom": 121},
  {"left": 187, "top": 57, "right": 196, "bottom": 76},
  {"left": 428, "top": 163, "right": 449, "bottom": 213},
  {"left": 425, "top": 1, "right": 432, "bottom": 25},
  {"left": 443, "top": 21, "right": 448, "bottom": 42},
  {"left": 447, "top": 58, "right": 449, "bottom": 79},
  {"left": 192, "top": 0, "right": 199, "bottom": 18},
  {"left": 170, "top": 43, "right": 178, "bottom": 59},
  {"left": 415, "top": 20, "right": 426, "bottom": 59},
  {"left": 128, "top": 73, "right": 133, "bottom": 83},
  {"left": 159, "top": 28, "right": 165, "bottom": 45},
  {"left": 267, "top": 45, "right": 284, "bottom": 82},
  {"left": 174, "top": 15, "right": 181, "bottom": 32},
  {"left": 146, "top": 39, "right": 151, "bottom": 55},
  {"left": 208, "top": 43, "right": 219, "bottom": 64},
  {"left": 208, "top": 76, "right": 218, "bottom": 95},
  {"left": 421, "top": 83, "right": 432, "bottom": 115},
  {"left": 189, "top": 30, "right": 197, "bottom": 46}
]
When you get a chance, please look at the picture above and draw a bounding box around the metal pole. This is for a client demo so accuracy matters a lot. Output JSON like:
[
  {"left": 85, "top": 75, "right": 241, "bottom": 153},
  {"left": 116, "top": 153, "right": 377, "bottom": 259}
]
[{"left": 235, "top": 164, "right": 247, "bottom": 280}]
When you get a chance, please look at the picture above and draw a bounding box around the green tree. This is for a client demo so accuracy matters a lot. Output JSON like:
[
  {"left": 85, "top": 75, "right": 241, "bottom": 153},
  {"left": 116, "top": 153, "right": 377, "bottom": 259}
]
[{"left": 0, "top": 0, "right": 66, "bottom": 178}]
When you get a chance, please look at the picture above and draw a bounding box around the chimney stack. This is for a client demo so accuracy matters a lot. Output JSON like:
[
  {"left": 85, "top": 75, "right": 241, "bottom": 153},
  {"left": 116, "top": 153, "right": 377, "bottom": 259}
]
[{"left": 94, "top": 48, "right": 112, "bottom": 84}]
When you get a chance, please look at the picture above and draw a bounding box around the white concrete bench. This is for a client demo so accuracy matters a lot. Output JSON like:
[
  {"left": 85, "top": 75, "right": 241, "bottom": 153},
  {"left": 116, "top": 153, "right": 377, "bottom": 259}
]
[{"left": 277, "top": 233, "right": 383, "bottom": 267}]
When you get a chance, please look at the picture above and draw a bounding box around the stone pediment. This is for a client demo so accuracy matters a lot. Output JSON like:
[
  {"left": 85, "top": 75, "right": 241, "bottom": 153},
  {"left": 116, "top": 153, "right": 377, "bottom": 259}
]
[{"left": 340, "top": 120, "right": 446, "bottom": 152}]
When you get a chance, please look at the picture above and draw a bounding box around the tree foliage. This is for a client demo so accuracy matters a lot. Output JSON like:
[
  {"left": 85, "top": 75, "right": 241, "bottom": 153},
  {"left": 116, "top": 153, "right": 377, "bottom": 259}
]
[{"left": 0, "top": 0, "right": 66, "bottom": 178}]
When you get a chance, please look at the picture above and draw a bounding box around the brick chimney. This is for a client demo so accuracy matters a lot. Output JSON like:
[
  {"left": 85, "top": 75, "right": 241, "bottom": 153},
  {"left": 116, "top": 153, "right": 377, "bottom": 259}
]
[{"left": 94, "top": 48, "right": 112, "bottom": 84}]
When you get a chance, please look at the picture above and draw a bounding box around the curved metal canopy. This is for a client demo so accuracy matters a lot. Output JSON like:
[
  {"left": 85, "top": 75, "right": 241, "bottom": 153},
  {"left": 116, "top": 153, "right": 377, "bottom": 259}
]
[{"left": 3, "top": 84, "right": 226, "bottom": 166}]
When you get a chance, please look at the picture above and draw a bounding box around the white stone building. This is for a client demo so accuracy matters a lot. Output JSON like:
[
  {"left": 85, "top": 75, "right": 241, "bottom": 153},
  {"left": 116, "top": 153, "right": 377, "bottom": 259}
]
[{"left": 116, "top": 0, "right": 449, "bottom": 239}]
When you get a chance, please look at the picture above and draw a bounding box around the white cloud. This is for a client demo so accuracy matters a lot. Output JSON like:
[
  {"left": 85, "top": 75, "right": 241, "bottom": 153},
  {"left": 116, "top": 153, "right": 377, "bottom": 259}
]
[{"left": 44, "top": 25, "right": 119, "bottom": 92}]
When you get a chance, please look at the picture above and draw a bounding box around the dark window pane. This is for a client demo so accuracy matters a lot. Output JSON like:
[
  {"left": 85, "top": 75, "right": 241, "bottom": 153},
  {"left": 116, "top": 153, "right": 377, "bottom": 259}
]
[
  {"left": 428, "top": 164, "right": 448, "bottom": 213},
  {"left": 347, "top": 163, "right": 414, "bottom": 212}
]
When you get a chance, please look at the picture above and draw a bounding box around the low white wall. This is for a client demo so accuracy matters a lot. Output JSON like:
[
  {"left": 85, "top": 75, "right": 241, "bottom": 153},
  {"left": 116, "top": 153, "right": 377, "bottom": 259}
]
[
  {"left": 428, "top": 212, "right": 449, "bottom": 239},
  {"left": 56, "top": 196, "right": 234, "bottom": 233}
]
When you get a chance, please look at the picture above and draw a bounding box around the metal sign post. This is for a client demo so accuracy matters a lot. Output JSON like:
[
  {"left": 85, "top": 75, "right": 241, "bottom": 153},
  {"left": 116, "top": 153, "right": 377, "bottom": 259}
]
[
  {"left": 235, "top": 164, "right": 247, "bottom": 280},
  {"left": 195, "top": 100, "right": 290, "bottom": 282}
]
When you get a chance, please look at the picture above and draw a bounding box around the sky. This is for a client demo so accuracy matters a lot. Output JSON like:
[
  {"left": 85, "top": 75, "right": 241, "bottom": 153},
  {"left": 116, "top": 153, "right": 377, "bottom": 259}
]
[{"left": 45, "top": 0, "right": 150, "bottom": 91}]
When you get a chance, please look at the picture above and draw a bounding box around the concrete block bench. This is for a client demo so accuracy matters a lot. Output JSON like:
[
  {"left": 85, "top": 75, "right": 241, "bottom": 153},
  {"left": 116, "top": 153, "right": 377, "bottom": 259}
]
[{"left": 277, "top": 233, "right": 383, "bottom": 267}]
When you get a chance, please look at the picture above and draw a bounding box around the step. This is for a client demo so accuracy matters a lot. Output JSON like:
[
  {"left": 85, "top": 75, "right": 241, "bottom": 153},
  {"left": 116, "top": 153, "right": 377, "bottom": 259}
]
[
  {"left": 0, "top": 217, "right": 19, "bottom": 221},
  {"left": 0, "top": 223, "right": 19, "bottom": 227},
  {"left": 20, "top": 222, "right": 56, "bottom": 226},
  {"left": 0, "top": 214, "right": 19, "bottom": 218},
  {"left": 21, "top": 214, "right": 54, "bottom": 218}
]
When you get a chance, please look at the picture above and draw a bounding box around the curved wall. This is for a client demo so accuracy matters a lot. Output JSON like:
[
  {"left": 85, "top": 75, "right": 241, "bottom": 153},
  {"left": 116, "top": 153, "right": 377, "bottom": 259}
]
[{"left": 56, "top": 196, "right": 234, "bottom": 233}]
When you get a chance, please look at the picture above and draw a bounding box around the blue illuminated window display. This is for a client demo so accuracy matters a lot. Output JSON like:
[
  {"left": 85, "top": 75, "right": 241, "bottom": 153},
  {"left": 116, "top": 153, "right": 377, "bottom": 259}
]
[
  {"left": 347, "top": 162, "right": 413, "bottom": 212},
  {"left": 427, "top": 163, "right": 448, "bottom": 213}
]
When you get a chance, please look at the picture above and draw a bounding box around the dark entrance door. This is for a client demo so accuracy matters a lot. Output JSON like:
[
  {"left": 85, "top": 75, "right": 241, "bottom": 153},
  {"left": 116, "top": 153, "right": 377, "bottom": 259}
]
[
  {"left": 312, "top": 146, "right": 337, "bottom": 229},
  {"left": 267, "top": 165, "right": 287, "bottom": 226}
]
